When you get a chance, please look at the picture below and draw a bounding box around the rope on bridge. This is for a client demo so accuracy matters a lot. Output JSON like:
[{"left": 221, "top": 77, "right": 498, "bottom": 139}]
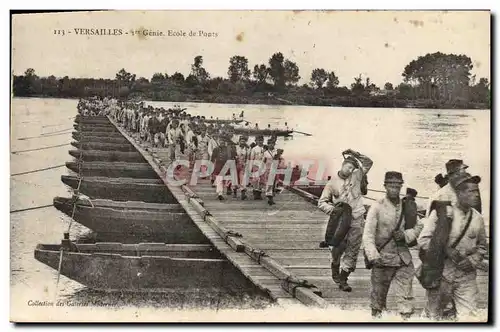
[
  {"left": 11, "top": 143, "right": 70, "bottom": 154},
  {"left": 11, "top": 164, "right": 66, "bottom": 176}
]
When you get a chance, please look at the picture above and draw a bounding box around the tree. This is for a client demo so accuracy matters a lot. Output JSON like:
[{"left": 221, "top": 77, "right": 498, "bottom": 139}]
[
  {"left": 384, "top": 82, "right": 394, "bottom": 90},
  {"left": 402, "top": 52, "right": 473, "bottom": 101},
  {"left": 310, "top": 68, "right": 328, "bottom": 89},
  {"left": 22, "top": 68, "right": 39, "bottom": 95},
  {"left": 253, "top": 64, "right": 269, "bottom": 84},
  {"left": 151, "top": 73, "right": 166, "bottom": 84},
  {"left": 351, "top": 74, "right": 365, "bottom": 95},
  {"left": 326, "top": 71, "right": 339, "bottom": 89},
  {"left": 24, "top": 68, "right": 36, "bottom": 78},
  {"left": 365, "top": 77, "right": 378, "bottom": 93},
  {"left": 116, "top": 68, "right": 136, "bottom": 84},
  {"left": 470, "top": 77, "right": 490, "bottom": 104},
  {"left": 268, "top": 52, "right": 301, "bottom": 89},
  {"left": 396, "top": 83, "right": 413, "bottom": 99},
  {"left": 170, "top": 72, "right": 185, "bottom": 83},
  {"left": 228, "top": 55, "right": 251, "bottom": 83},
  {"left": 191, "top": 55, "right": 210, "bottom": 83},
  {"left": 283, "top": 60, "right": 300, "bottom": 86},
  {"left": 185, "top": 74, "right": 199, "bottom": 88},
  {"left": 268, "top": 52, "right": 286, "bottom": 89}
]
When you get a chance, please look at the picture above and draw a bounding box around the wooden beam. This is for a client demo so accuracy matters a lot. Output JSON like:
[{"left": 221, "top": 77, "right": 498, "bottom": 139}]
[{"left": 107, "top": 116, "right": 326, "bottom": 307}]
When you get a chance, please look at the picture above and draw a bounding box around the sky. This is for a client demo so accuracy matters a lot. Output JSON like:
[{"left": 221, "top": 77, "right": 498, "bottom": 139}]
[{"left": 12, "top": 10, "right": 490, "bottom": 87}]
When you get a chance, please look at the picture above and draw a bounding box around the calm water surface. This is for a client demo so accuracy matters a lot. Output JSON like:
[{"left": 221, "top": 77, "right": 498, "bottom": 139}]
[{"left": 10, "top": 98, "right": 490, "bottom": 312}]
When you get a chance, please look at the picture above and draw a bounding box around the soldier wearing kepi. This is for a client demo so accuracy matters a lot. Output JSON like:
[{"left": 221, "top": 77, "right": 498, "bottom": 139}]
[
  {"left": 318, "top": 148, "right": 373, "bottom": 292},
  {"left": 211, "top": 134, "right": 237, "bottom": 201},
  {"left": 418, "top": 173, "right": 487, "bottom": 320},
  {"left": 249, "top": 135, "right": 266, "bottom": 200},
  {"left": 363, "top": 172, "right": 424, "bottom": 319},
  {"left": 426, "top": 159, "right": 469, "bottom": 216},
  {"left": 263, "top": 138, "right": 278, "bottom": 205},
  {"left": 233, "top": 135, "right": 250, "bottom": 200}
]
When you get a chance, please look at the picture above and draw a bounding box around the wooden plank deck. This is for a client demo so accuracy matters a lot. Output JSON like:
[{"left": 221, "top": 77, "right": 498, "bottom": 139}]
[
  {"left": 108, "top": 118, "right": 305, "bottom": 307},
  {"left": 108, "top": 117, "right": 489, "bottom": 313}
]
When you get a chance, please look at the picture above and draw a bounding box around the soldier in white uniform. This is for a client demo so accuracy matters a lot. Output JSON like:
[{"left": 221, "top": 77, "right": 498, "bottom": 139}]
[
  {"left": 418, "top": 173, "right": 487, "bottom": 320},
  {"left": 363, "top": 171, "right": 424, "bottom": 319},
  {"left": 249, "top": 135, "right": 265, "bottom": 200}
]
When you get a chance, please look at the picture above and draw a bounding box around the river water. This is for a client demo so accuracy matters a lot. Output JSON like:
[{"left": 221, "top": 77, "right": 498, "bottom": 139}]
[{"left": 10, "top": 97, "right": 490, "bottom": 318}]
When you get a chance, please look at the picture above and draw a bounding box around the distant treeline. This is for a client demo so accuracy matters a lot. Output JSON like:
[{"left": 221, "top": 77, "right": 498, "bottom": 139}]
[{"left": 13, "top": 52, "right": 490, "bottom": 109}]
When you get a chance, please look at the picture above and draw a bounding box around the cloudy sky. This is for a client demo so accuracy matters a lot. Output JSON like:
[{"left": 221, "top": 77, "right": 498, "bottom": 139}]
[{"left": 12, "top": 10, "right": 490, "bottom": 87}]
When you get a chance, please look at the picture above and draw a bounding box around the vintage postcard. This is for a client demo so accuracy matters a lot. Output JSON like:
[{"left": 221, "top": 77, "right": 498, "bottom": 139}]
[{"left": 10, "top": 10, "right": 491, "bottom": 323}]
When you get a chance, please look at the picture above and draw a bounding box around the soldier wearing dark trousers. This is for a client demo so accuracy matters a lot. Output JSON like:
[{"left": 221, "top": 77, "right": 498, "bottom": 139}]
[{"left": 363, "top": 172, "right": 423, "bottom": 318}]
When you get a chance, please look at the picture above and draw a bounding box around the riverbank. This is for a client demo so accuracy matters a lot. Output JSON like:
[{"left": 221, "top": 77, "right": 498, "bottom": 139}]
[{"left": 13, "top": 93, "right": 489, "bottom": 110}]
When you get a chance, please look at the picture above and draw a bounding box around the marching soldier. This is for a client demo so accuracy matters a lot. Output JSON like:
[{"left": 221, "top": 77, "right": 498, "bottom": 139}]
[
  {"left": 263, "top": 138, "right": 278, "bottom": 205},
  {"left": 233, "top": 135, "right": 250, "bottom": 200},
  {"left": 318, "top": 149, "right": 373, "bottom": 292},
  {"left": 211, "top": 135, "right": 237, "bottom": 200},
  {"left": 249, "top": 135, "right": 266, "bottom": 200},
  {"left": 363, "top": 172, "right": 424, "bottom": 319},
  {"left": 418, "top": 172, "right": 487, "bottom": 320},
  {"left": 426, "top": 159, "right": 469, "bottom": 216}
]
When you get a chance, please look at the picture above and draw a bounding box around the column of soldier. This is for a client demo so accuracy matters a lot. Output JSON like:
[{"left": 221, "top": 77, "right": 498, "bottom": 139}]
[
  {"left": 81, "top": 97, "right": 488, "bottom": 321},
  {"left": 103, "top": 99, "right": 287, "bottom": 206}
]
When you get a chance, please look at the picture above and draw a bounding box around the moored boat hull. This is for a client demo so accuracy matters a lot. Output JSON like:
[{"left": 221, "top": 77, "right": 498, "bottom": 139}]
[
  {"left": 73, "top": 134, "right": 130, "bottom": 144},
  {"left": 70, "top": 141, "right": 137, "bottom": 152},
  {"left": 61, "top": 175, "right": 177, "bottom": 203},
  {"left": 73, "top": 124, "right": 118, "bottom": 132},
  {"left": 65, "top": 161, "right": 158, "bottom": 179},
  {"left": 204, "top": 119, "right": 244, "bottom": 124},
  {"left": 232, "top": 128, "right": 293, "bottom": 137},
  {"left": 34, "top": 243, "right": 254, "bottom": 292},
  {"left": 52, "top": 196, "right": 204, "bottom": 242},
  {"left": 68, "top": 149, "right": 146, "bottom": 163},
  {"left": 72, "top": 131, "right": 125, "bottom": 139}
]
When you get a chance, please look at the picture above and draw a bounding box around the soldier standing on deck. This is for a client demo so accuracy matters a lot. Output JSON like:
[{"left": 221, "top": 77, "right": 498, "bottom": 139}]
[
  {"left": 363, "top": 172, "right": 424, "bottom": 319},
  {"left": 211, "top": 135, "right": 237, "bottom": 201},
  {"left": 318, "top": 149, "right": 373, "bottom": 292},
  {"left": 263, "top": 138, "right": 278, "bottom": 205},
  {"left": 249, "top": 135, "right": 266, "bottom": 200},
  {"left": 233, "top": 135, "right": 250, "bottom": 200},
  {"left": 426, "top": 159, "right": 469, "bottom": 216},
  {"left": 418, "top": 173, "right": 487, "bottom": 320}
]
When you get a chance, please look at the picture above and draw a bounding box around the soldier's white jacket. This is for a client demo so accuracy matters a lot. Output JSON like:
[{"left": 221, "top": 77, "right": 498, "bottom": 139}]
[
  {"left": 418, "top": 206, "right": 487, "bottom": 281},
  {"left": 363, "top": 197, "right": 424, "bottom": 266}
]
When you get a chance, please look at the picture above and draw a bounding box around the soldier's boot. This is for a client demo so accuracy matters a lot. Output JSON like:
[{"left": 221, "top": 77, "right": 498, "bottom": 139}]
[
  {"left": 233, "top": 188, "right": 238, "bottom": 198},
  {"left": 267, "top": 196, "right": 275, "bottom": 206},
  {"left": 226, "top": 184, "right": 232, "bottom": 195},
  {"left": 253, "top": 190, "right": 262, "bottom": 200},
  {"left": 331, "top": 263, "right": 340, "bottom": 284},
  {"left": 400, "top": 312, "right": 413, "bottom": 320},
  {"left": 338, "top": 270, "right": 352, "bottom": 292},
  {"left": 241, "top": 190, "right": 247, "bottom": 200},
  {"left": 371, "top": 309, "right": 382, "bottom": 318}
]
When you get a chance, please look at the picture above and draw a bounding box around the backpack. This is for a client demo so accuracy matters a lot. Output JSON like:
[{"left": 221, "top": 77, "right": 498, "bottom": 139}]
[{"left": 361, "top": 173, "right": 369, "bottom": 195}]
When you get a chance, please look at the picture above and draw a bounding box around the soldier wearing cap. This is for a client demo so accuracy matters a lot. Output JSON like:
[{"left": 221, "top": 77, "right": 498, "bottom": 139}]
[
  {"left": 363, "top": 172, "right": 424, "bottom": 319},
  {"left": 249, "top": 135, "right": 266, "bottom": 200},
  {"left": 262, "top": 138, "right": 280, "bottom": 205},
  {"left": 211, "top": 134, "right": 237, "bottom": 200},
  {"left": 196, "top": 127, "right": 211, "bottom": 178},
  {"left": 207, "top": 128, "right": 220, "bottom": 186},
  {"left": 418, "top": 172, "right": 487, "bottom": 320},
  {"left": 425, "top": 159, "right": 469, "bottom": 216},
  {"left": 166, "top": 119, "right": 181, "bottom": 162},
  {"left": 318, "top": 148, "right": 373, "bottom": 292},
  {"left": 232, "top": 135, "right": 250, "bottom": 200}
]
